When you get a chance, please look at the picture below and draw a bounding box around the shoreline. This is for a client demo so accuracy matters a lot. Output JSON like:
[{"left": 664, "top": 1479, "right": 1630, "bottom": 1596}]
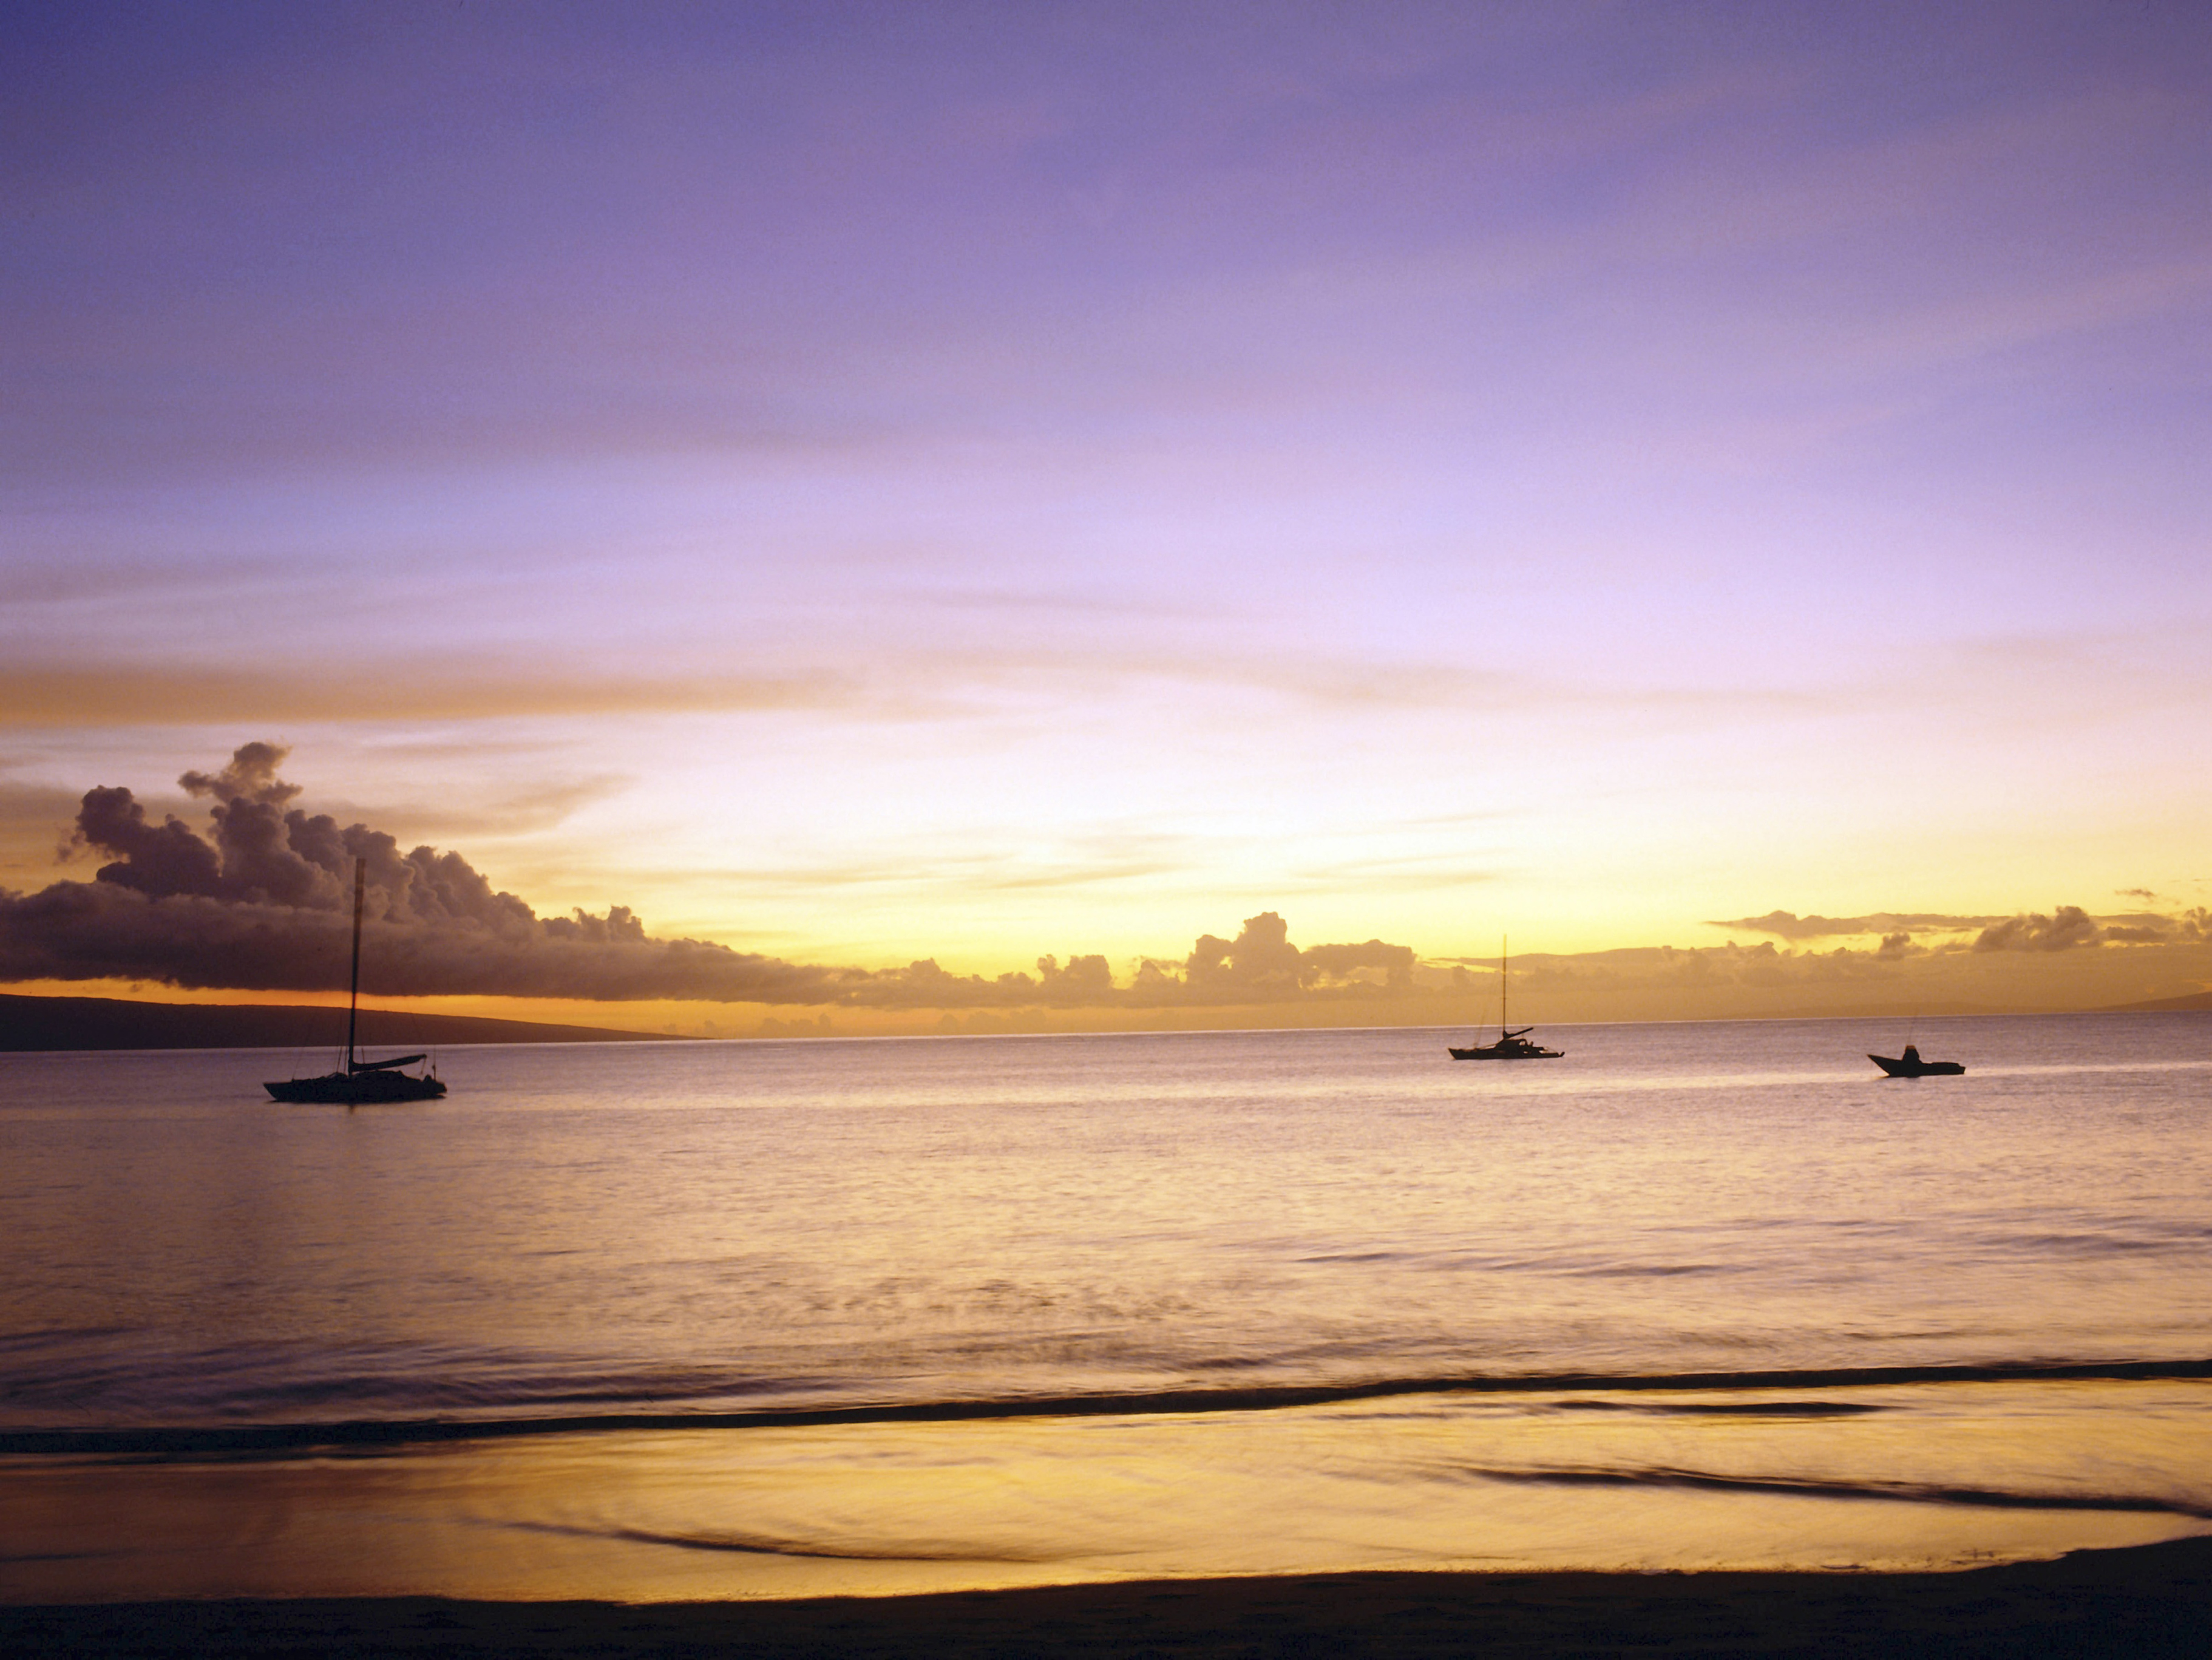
[{"left": 7, "top": 1536, "right": 2209, "bottom": 1658}]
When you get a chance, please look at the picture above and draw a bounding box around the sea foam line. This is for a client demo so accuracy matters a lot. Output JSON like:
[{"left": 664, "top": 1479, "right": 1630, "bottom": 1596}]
[{"left": 4, "top": 1358, "right": 2208, "bottom": 1457}]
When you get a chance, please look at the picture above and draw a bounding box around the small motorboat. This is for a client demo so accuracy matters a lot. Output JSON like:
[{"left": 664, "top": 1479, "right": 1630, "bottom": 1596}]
[{"left": 1868, "top": 1044, "right": 1964, "bottom": 1078}]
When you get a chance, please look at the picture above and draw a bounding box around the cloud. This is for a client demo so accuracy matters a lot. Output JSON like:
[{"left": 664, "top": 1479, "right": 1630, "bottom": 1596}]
[
  {"left": 1, "top": 743, "right": 878, "bottom": 1001},
  {"left": 1, "top": 746, "right": 1424, "bottom": 1010},
  {"left": 1724, "top": 904, "right": 2211, "bottom": 953},
  {"left": 1167, "top": 911, "right": 1413, "bottom": 998},
  {"left": 843, "top": 914, "right": 1417, "bottom": 1010},
  {"left": 2094, "top": 908, "right": 2210, "bottom": 945},
  {"left": 0, "top": 880, "right": 861, "bottom": 1002},
  {"left": 1972, "top": 906, "right": 2102, "bottom": 953},
  {"left": 1707, "top": 910, "right": 2002, "bottom": 940},
  {"left": 1516, "top": 937, "right": 1910, "bottom": 996}
]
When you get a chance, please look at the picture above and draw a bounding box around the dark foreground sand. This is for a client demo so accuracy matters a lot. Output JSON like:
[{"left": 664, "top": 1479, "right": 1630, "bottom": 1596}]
[{"left": 6, "top": 1537, "right": 2209, "bottom": 1658}]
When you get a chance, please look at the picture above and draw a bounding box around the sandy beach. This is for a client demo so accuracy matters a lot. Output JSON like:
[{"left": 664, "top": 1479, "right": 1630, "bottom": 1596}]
[{"left": 5, "top": 1535, "right": 2208, "bottom": 1658}]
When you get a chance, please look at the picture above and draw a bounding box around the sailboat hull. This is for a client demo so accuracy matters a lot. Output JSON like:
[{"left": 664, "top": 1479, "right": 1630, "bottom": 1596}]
[
  {"left": 265, "top": 1070, "right": 447, "bottom": 1104},
  {"left": 263, "top": 1067, "right": 444, "bottom": 1106}
]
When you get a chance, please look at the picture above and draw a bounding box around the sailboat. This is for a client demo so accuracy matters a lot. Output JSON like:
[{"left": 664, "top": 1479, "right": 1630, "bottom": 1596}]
[
  {"left": 1448, "top": 939, "right": 1563, "bottom": 1061},
  {"left": 265, "top": 859, "right": 447, "bottom": 1104}
]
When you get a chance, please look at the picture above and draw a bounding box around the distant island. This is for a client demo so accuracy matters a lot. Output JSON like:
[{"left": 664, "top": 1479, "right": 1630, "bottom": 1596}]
[
  {"left": 0, "top": 993, "right": 690, "bottom": 1052},
  {"left": 4, "top": 987, "right": 2202, "bottom": 1053},
  {"left": 2098, "top": 990, "right": 2212, "bottom": 1013}
]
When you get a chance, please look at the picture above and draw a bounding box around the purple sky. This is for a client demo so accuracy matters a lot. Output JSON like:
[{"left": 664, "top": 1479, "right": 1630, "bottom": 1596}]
[{"left": 4, "top": 2, "right": 2210, "bottom": 987}]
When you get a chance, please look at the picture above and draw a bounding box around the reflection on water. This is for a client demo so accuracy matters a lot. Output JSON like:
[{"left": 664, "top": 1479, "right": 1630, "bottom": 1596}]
[{"left": 1, "top": 1013, "right": 2208, "bottom": 1597}]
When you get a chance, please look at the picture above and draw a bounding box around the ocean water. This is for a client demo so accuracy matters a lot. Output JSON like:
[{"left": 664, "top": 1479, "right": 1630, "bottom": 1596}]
[{"left": 2, "top": 1014, "right": 2208, "bottom": 1601}]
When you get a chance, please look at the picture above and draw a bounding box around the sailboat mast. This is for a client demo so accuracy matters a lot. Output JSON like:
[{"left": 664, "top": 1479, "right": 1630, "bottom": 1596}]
[
  {"left": 345, "top": 858, "right": 364, "bottom": 1070},
  {"left": 1501, "top": 936, "right": 1508, "bottom": 1034}
]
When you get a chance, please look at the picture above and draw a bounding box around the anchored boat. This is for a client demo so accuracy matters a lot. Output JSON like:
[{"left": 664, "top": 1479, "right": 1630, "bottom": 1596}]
[
  {"left": 1448, "top": 940, "right": 1563, "bottom": 1061},
  {"left": 265, "top": 859, "right": 446, "bottom": 1104},
  {"left": 1868, "top": 1044, "right": 1964, "bottom": 1078}
]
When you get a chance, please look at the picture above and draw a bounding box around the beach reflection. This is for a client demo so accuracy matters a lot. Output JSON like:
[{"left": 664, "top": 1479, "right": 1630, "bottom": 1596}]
[{"left": 7, "top": 1381, "right": 2207, "bottom": 1603}]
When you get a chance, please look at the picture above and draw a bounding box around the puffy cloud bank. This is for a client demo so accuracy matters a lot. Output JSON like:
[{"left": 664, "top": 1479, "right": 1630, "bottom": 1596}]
[
  {"left": 0, "top": 745, "right": 1419, "bottom": 1009},
  {"left": 1969, "top": 905, "right": 2211, "bottom": 951},
  {"left": 1715, "top": 906, "right": 2212, "bottom": 952},
  {"left": 1972, "top": 905, "right": 2102, "bottom": 952}
]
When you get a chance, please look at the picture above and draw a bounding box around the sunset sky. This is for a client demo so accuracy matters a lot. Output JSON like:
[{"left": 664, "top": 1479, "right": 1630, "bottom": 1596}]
[{"left": 4, "top": 2, "right": 2210, "bottom": 1030}]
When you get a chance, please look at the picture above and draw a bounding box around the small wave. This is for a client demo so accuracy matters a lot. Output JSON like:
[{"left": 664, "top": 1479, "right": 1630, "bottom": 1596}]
[
  {"left": 502, "top": 1519, "right": 1065, "bottom": 1563},
  {"left": 1462, "top": 1464, "right": 2212, "bottom": 1518},
  {"left": 2007, "top": 1231, "right": 2193, "bottom": 1256},
  {"left": 0, "top": 1327, "right": 139, "bottom": 1354},
  {"left": 0, "top": 1343, "right": 818, "bottom": 1421},
  {"left": 5, "top": 1357, "right": 2208, "bottom": 1458},
  {"left": 1550, "top": 1400, "right": 1888, "bottom": 1418}
]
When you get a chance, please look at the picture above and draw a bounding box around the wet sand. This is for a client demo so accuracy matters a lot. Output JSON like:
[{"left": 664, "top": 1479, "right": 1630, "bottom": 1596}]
[{"left": 5, "top": 1535, "right": 2208, "bottom": 1658}]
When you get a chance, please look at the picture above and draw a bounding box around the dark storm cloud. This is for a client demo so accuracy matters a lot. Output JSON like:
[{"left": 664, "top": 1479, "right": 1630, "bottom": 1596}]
[
  {"left": 0, "top": 877, "right": 852, "bottom": 1002},
  {"left": 2, "top": 747, "right": 1421, "bottom": 1009},
  {"left": 0, "top": 744, "right": 870, "bottom": 1001}
]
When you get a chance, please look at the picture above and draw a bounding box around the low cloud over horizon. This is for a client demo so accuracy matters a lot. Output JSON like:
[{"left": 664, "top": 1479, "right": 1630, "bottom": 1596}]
[
  {"left": 1708, "top": 911, "right": 2006, "bottom": 941},
  {"left": 6, "top": 749, "right": 2205, "bottom": 1019},
  {"left": 0, "top": 745, "right": 1421, "bottom": 1010},
  {"left": 1710, "top": 908, "right": 2210, "bottom": 951}
]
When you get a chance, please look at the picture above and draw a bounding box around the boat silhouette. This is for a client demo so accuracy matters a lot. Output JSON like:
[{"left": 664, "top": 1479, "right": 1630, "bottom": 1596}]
[
  {"left": 1868, "top": 1044, "right": 1964, "bottom": 1078},
  {"left": 1448, "top": 940, "right": 1563, "bottom": 1061},
  {"left": 265, "top": 859, "right": 446, "bottom": 1104}
]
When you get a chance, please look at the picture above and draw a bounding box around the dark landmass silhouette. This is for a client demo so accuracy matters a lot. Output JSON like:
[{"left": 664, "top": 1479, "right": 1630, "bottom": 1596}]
[
  {"left": 2097, "top": 990, "right": 2212, "bottom": 1013},
  {"left": 0, "top": 992, "right": 685, "bottom": 1052}
]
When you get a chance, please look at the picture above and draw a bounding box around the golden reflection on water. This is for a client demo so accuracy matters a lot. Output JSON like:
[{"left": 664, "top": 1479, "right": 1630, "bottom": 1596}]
[{"left": 6, "top": 1382, "right": 2208, "bottom": 1603}]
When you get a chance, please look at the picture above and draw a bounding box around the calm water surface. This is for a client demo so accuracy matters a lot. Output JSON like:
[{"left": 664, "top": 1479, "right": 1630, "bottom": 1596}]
[{"left": 3, "top": 1014, "right": 2208, "bottom": 1598}]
